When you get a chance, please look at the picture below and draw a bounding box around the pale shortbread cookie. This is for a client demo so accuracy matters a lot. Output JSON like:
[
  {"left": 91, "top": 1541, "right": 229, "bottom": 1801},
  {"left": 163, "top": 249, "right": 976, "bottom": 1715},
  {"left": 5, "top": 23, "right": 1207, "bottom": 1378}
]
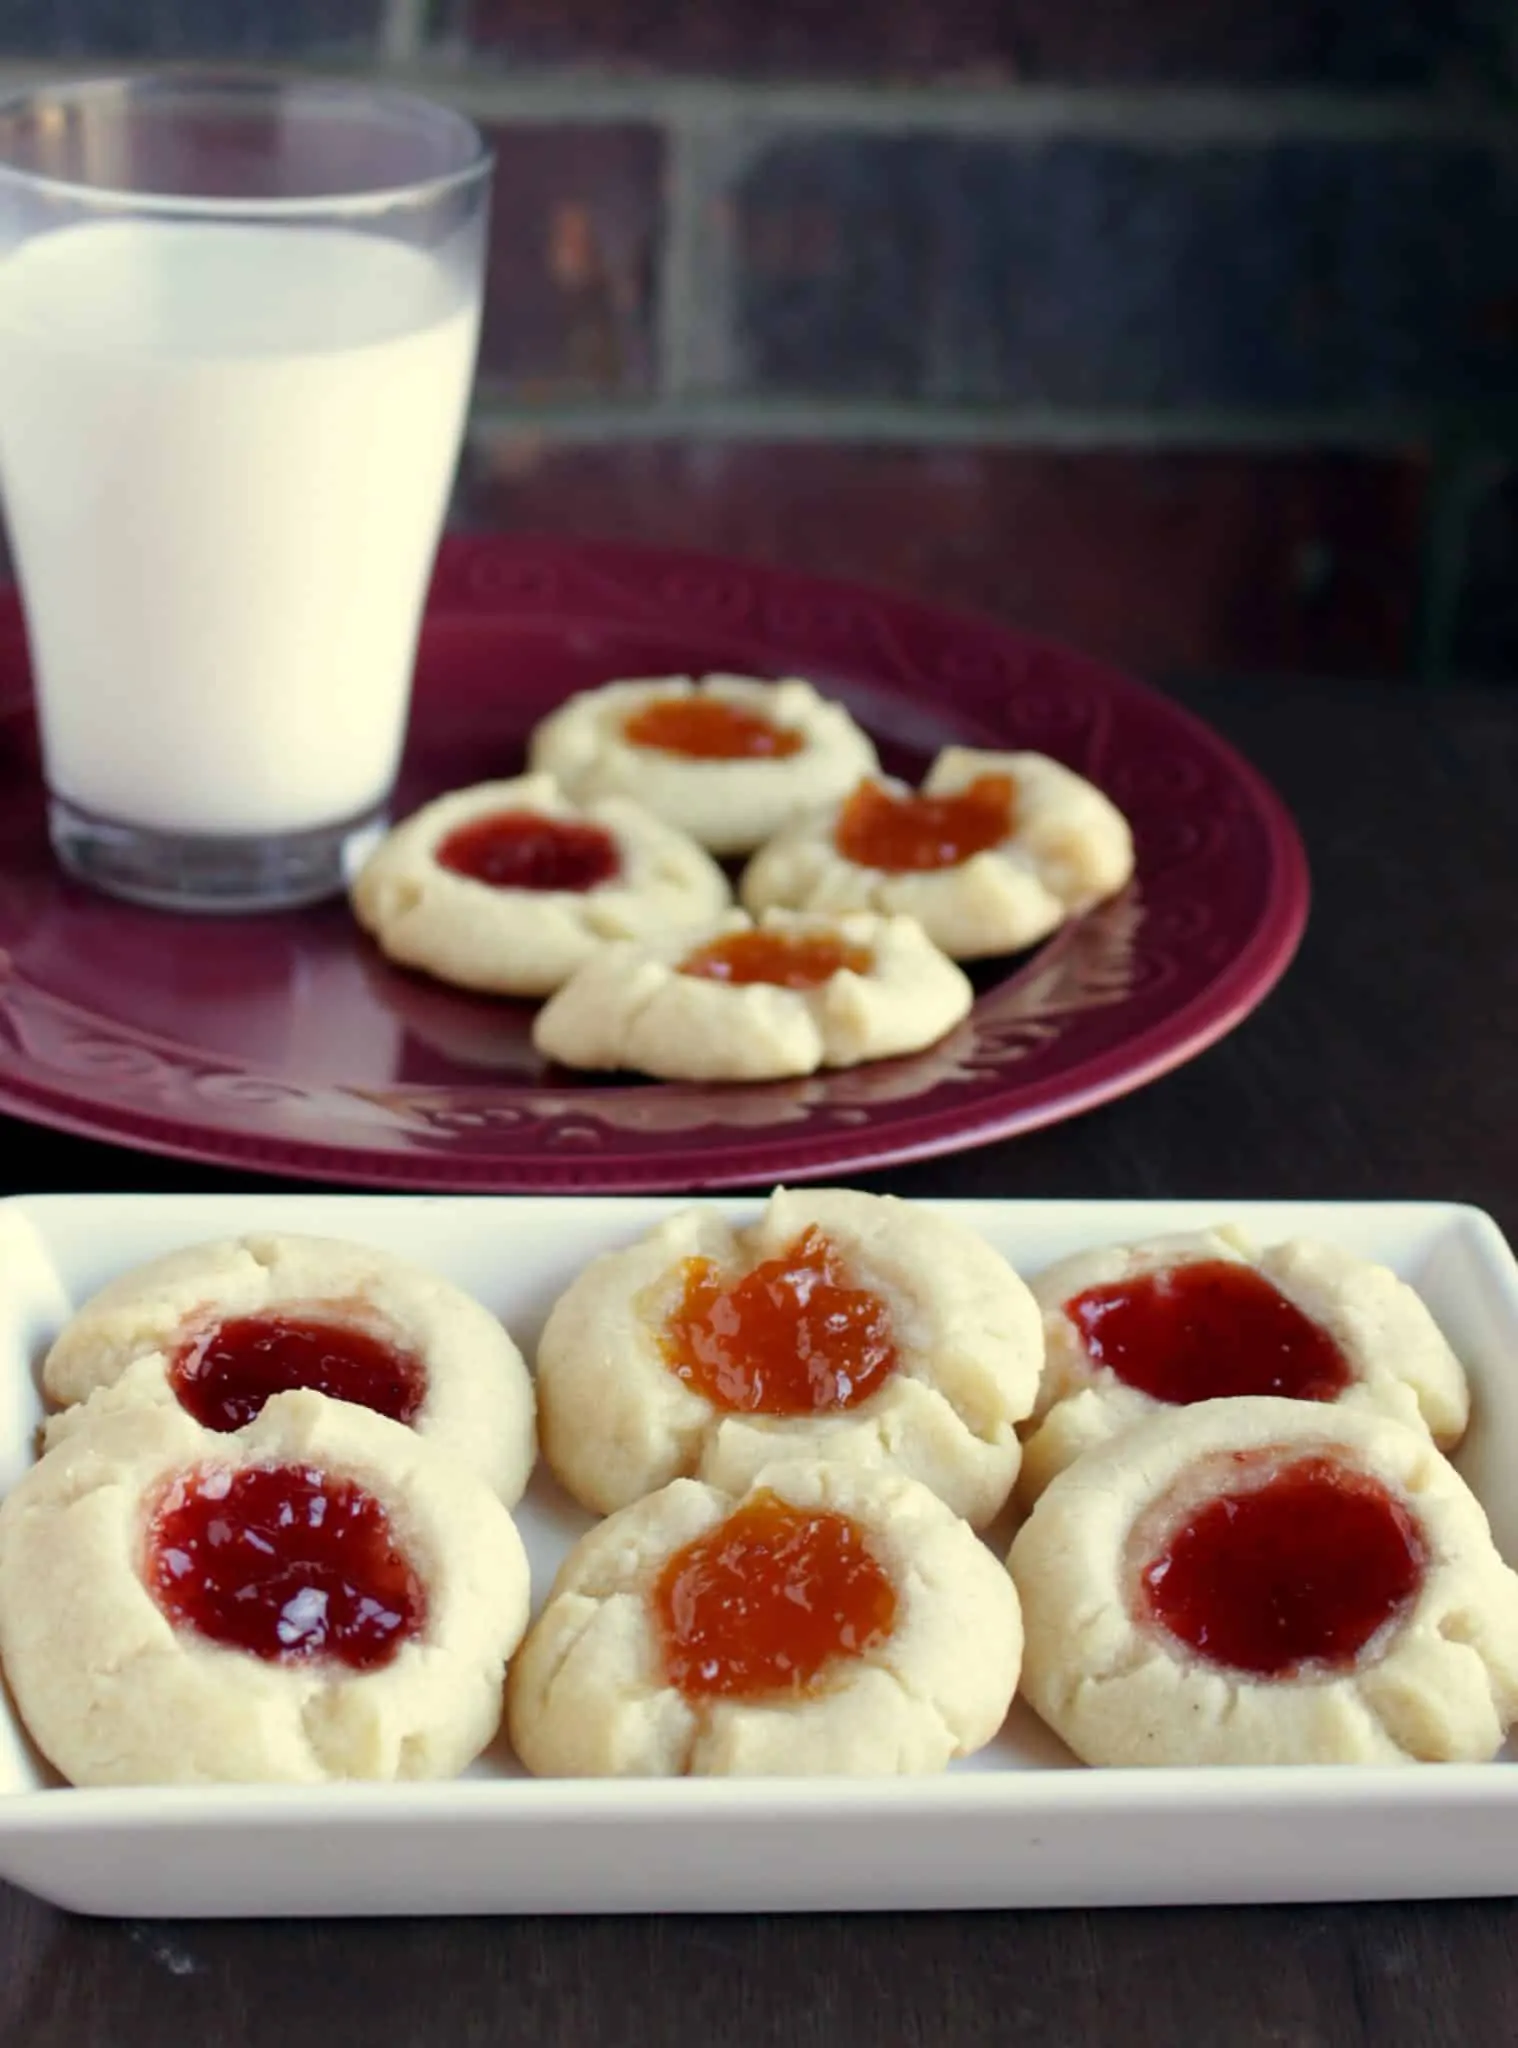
[
  {"left": 1019, "top": 1228, "right": 1471, "bottom": 1505},
  {"left": 527, "top": 674, "right": 879, "bottom": 857},
  {"left": 1009, "top": 1396, "right": 1518, "bottom": 1767},
  {"left": 350, "top": 773, "right": 731, "bottom": 998},
  {"left": 41, "top": 1233, "right": 537, "bottom": 1506},
  {"left": 535, "top": 1187, "right": 1042, "bottom": 1527},
  {"left": 0, "top": 1391, "right": 531, "bottom": 1787},
  {"left": 741, "top": 746, "right": 1135, "bottom": 960},
  {"left": 532, "top": 908, "right": 974, "bottom": 1082},
  {"left": 507, "top": 1461, "right": 1021, "bottom": 1777}
]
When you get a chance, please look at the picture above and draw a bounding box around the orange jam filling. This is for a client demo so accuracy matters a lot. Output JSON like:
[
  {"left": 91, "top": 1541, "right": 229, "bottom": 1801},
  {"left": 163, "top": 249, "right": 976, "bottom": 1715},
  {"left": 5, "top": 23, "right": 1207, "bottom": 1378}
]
[
  {"left": 678, "top": 928, "right": 872, "bottom": 990},
  {"left": 660, "top": 1225, "right": 897, "bottom": 1414},
  {"left": 654, "top": 1489, "right": 898, "bottom": 1699},
  {"left": 623, "top": 695, "right": 804, "bottom": 760},
  {"left": 835, "top": 774, "right": 1015, "bottom": 872}
]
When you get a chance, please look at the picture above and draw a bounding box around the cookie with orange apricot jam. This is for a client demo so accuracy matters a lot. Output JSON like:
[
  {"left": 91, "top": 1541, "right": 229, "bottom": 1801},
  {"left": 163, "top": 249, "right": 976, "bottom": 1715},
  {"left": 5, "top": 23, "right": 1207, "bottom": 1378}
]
[
  {"left": 532, "top": 908, "right": 973, "bottom": 1082},
  {"left": 534, "top": 1186, "right": 1042, "bottom": 1527},
  {"left": 528, "top": 673, "right": 879, "bottom": 857},
  {"left": 1008, "top": 1396, "right": 1518, "bottom": 1767},
  {"left": 507, "top": 1461, "right": 1021, "bottom": 1777},
  {"left": 740, "top": 745, "right": 1134, "bottom": 960}
]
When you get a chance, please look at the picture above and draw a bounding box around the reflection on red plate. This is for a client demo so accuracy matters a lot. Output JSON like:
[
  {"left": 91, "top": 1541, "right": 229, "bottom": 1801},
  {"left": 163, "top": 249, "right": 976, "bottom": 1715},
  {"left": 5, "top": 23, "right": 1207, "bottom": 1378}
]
[{"left": 0, "top": 534, "right": 1308, "bottom": 1191}]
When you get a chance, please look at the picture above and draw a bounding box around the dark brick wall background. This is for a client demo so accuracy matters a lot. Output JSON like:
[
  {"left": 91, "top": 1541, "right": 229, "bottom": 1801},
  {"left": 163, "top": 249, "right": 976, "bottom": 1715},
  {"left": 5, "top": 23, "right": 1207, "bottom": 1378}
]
[
  {"left": 14, "top": 0, "right": 1515, "bottom": 89},
  {"left": 452, "top": 0, "right": 1515, "bottom": 90},
  {"left": 726, "top": 134, "right": 1518, "bottom": 411},
  {"left": 0, "top": 0, "right": 1514, "bottom": 682}
]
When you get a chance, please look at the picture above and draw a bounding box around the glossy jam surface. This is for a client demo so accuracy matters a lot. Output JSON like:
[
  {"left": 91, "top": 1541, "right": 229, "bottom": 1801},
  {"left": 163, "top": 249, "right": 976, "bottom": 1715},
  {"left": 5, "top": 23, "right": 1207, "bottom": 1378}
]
[
  {"left": 1141, "top": 1454, "right": 1426, "bottom": 1677},
  {"left": 678, "top": 928, "right": 872, "bottom": 990},
  {"left": 661, "top": 1225, "right": 897, "bottom": 1415},
  {"left": 436, "top": 810, "right": 620, "bottom": 892},
  {"left": 170, "top": 1313, "right": 427, "bottom": 1433},
  {"left": 147, "top": 1464, "right": 425, "bottom": 1670},
  {"left": 1069, "top": 1259, "right": 1353, "bottom": 1406},
  {"left": 835, "top": 774, "right": 1015, "bottom": 873},
  {"left": 654, "top": 1489, "right": 897, "bottom": 1699},
  {"left": 623, "top": 695, "right": 804, "bottom": 761}
]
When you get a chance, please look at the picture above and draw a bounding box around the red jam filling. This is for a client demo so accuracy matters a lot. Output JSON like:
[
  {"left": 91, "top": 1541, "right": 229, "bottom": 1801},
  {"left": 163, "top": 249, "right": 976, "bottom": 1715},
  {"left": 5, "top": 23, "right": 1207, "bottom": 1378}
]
[
  {"left": 623, "top": 695, "right": 804, "bottom": 760},
  {"left": 169, "top": 1313, "right": 427, "bottom": 1434},
  {"left": 1141, "top": 1454, "right": 1426, "bottom": 1677},
  {"left": 660, "top": 1225, "right": 897, "bottom": 1415},
  {"left": 678, "top": 928, "right": 873, "bottom": 990},
  {"left": 654, "top": 1489, "right": 897, "bottom": 1699},
  {"left": 146, "top": 1464, "right": 425, "bottom": 1671},
  {"left": 835, "top": 775, "right": 1015, "bottom": 872},
  {"left": 1068, "top": 1260, "right": 1353, "bottom": 1406},
  {"left": 436, "top": 810, "right": 620, "bottom": 892}
]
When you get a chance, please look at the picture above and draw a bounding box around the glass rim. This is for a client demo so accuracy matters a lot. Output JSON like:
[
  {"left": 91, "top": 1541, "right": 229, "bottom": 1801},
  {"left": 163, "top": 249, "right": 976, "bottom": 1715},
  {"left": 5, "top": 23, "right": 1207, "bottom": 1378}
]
[{"left": 0, "top": 69, "right": 493, "bottom": 219}]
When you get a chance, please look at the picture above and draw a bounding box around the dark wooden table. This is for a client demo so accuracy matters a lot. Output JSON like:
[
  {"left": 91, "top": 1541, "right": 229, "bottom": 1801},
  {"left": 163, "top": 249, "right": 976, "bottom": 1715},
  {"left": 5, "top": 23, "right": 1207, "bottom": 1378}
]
[{"left": 2, "top": 676, "right": 1515, "bottom": 2048}]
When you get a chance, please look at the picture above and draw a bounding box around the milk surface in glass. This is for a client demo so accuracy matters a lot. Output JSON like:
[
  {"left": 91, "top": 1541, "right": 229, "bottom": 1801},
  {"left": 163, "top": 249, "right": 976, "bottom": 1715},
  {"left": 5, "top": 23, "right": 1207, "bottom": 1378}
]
[{"left": 0, "top": 219, "right": 479, "bottom": 837}]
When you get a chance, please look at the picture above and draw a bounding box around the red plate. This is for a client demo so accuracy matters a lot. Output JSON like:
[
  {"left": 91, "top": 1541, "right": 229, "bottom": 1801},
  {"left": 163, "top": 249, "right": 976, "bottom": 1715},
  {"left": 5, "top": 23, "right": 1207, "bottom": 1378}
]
[{"left": 0, "top": 535, "right": 1308, "bottom": 1191}]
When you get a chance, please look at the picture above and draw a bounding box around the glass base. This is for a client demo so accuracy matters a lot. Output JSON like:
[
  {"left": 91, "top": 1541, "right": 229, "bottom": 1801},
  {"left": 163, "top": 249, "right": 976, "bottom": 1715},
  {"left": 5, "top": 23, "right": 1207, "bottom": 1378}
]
[{"left": 48, "top": 795, "right": 389, "bottom": 914}]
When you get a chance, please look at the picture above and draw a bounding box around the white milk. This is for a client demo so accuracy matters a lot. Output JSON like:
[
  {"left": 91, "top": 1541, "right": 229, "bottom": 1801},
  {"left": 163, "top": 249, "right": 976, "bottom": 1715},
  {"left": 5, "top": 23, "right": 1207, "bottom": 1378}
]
[{"left": 0, "top": 220, "right": 479, "bottom": 836}]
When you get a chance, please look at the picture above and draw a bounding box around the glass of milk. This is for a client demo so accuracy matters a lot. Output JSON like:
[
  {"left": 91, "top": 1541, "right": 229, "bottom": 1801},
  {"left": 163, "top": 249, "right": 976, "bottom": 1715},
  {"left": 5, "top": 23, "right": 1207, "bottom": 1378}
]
[{"left": 0, "top": 75, "right": 490, "bottom": 912}]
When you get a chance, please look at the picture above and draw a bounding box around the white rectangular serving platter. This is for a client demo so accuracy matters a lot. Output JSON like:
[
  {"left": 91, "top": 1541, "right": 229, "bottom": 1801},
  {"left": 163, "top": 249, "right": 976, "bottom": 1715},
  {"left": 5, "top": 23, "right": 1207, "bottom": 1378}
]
[{"left": 2, "top": 1191, "right": 1517, "bottom": 1919}]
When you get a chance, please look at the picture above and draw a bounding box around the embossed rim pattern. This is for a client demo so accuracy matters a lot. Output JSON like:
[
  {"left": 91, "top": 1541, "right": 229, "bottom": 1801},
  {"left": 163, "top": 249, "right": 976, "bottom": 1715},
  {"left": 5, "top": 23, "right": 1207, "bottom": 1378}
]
[{"left": 0, "top": 535, "right": 1309, "bottom": 1190}]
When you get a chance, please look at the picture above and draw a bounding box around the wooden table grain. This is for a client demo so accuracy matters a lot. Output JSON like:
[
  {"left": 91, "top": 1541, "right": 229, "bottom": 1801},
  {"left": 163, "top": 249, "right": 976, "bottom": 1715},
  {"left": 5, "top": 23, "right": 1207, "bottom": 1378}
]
[{"left": 1, "top": 677, "right": 1514, "bottom": 2048}]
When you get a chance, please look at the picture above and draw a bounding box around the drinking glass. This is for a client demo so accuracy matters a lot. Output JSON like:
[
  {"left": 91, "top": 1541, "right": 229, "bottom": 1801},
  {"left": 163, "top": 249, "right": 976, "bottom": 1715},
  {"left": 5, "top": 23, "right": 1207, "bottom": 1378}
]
[{"left": 0, "top": 74, "right": 490, "bottom": 912}]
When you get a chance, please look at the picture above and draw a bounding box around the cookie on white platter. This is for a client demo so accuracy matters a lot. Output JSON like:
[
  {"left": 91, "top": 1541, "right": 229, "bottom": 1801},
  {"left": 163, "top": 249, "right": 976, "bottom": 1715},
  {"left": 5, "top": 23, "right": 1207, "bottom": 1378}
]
[
  {"left": 527, "top": 673, "right": 879, "bottom": 857},
  {"left": 507, "top": 1460, "right": 1021, "bottom": 1777},
  {"left": 350, "top": 773, "right": 730, "bottom": 997},
  {"left": 535, "top": 1186, "right": 1042, "bottom": 1528},
  {"left": 41, "top": 1231, "right": 537, "bottom": 1506},
  {"left": 532, "top": 907, "right": 973, "bottom": 1082},
  {"left": 1018, "top": 1227, "right": 1470, "bottom": 1505},
  {"left": 741, "top": 746, "right": 1134, "bottom": 960},
  {"left": 1009, "top": 1396, "right": 1518, "bottom": 1767},
  {"left": 0, "top": 1392, "right": 530, "bottom": 1787}
]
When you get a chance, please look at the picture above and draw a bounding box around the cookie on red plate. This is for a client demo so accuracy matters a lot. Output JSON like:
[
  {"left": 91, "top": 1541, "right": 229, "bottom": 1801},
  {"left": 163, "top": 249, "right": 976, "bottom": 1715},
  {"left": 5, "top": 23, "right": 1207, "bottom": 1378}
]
[
  {"left": 350, "top": 772, "right": 729, "bottom": 997},
  {"left": 528, "top": 673, "right": 878, "bottom": 857},
  {"left": 533, "top": 908, "right": 972, "bottom": 1082},
  {"left": 741, "top": 746, "right": 1133, "bottom": 960}
]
